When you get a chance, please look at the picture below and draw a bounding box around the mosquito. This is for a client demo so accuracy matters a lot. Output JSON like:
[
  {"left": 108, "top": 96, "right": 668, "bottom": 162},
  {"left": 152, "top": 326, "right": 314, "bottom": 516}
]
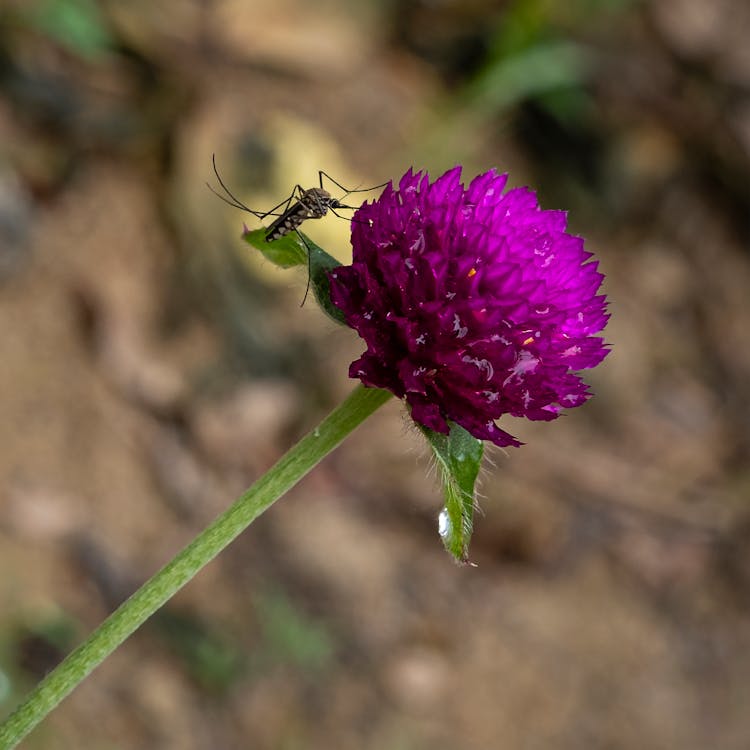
[
  {"left": 208, "top": 155, "right": 387, "bottom": 301},
  {"left": 208, "top": 154, "right": 387, "bottom": 238}
]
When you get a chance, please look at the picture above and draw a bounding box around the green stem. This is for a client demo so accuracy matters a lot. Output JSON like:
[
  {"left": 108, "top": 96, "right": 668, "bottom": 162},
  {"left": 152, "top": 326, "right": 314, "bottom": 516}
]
[{"left": 0, "top": 385, "right": 392, "bottom": 750}]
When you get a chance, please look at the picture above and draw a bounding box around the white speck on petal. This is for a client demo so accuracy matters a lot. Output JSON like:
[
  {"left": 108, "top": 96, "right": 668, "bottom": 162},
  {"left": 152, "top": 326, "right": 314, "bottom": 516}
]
[
  {"left": 504, "top": 350, "right": 539, "bottom": 385},
  {"left": 453, "top": 314, "right": 468, "bottom": 339},
  {"left": 491, "top": 334, "right": 511, "bottom": 345},
  {"left": 462, "top": 355, "right": 494, "bottom": 381}
]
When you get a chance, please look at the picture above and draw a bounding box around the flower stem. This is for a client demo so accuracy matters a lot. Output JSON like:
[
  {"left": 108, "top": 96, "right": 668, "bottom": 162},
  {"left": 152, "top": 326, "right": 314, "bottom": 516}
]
[{"left": 0, "top": 385, "right": 392, "bottom": 750}]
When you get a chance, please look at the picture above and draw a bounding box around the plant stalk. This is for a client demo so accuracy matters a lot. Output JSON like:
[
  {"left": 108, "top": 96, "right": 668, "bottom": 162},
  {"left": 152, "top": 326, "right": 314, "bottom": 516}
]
[{"left": 0, "top": 385, "right": 392, "bottom": 749}]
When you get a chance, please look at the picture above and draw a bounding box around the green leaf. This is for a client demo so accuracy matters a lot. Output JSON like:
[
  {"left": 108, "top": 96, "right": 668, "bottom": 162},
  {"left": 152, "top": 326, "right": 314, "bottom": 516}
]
[
  {"left": 240, "top": 227, "right": 346, "bottom": 325},
  {"left": 421, "top": 422, "right": 484, "bottom": 563},
  {"left": 242, "top": 227, "right": 307, "bottom": 268}
]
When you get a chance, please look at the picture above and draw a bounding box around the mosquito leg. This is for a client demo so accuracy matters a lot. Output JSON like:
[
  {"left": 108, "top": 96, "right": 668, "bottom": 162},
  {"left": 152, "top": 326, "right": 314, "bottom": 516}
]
[
  {"left": 209, "top": 154, "right": 267, "bottom": 216},
  {"left": 209, "top": 183, "right": 301, "bottom": 220},
  {"left": 319, "top": 171, "right": 351, "bottom": 192},
  {"left": 211, "top": 155, "right": 314, "bottom": 221},
  {"left": 206, "top": 182, "right": 263, "bottom": 215},
  {"left": 319, "top": 170, "right": 388, "bottom": 195},
  {"left": 259, "top": 191, "right": 296, "bottom": 221},
  {"left": 210, "top": 154, "right": 301, "bottom": 220},
  {"left": 294, "top": 228, "right": 314, "bottom": 307}
]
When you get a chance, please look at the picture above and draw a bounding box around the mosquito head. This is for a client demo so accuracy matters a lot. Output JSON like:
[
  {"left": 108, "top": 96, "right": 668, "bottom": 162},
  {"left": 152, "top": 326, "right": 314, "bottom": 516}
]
[{"left": 305, "top": 187, "right": 332, "bottom": 201}]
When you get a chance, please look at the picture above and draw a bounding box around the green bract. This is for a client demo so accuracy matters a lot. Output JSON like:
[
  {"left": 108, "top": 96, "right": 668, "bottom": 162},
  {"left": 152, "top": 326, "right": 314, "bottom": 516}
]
[
  {"left": 242, "top": 228, "right": 346, "bottom": 325},
  {"left": 422, "top": 423, "right": 484, "bottom": 563}
]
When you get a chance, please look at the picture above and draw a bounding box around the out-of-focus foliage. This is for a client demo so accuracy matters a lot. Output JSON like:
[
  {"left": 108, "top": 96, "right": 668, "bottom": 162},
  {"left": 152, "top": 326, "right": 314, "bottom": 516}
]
[
  {"left": 253, "top": 590, "right": 334, "bottom": 673},
  {"left": 156, "top": 612, "right": 246, "bottom": 693},
  {"left": 21, "top": 0, "right": 114, "bottom": 60}
]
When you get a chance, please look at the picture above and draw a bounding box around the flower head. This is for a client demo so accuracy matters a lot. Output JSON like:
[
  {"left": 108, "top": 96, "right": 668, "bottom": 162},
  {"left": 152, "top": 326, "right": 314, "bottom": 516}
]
[{"left": 328, "top": 167, "right": 609, "bottom": 447}]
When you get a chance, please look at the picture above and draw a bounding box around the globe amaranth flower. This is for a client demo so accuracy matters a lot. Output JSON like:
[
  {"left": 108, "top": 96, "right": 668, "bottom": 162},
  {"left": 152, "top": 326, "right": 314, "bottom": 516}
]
[{"left": 328, "top": 167, "right": 610, "bottom": 448}]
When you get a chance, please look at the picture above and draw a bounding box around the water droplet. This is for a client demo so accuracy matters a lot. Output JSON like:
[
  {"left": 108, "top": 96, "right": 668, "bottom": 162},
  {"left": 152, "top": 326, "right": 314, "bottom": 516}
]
[
  {"left": 313, "top": 427, "right": 320, "bottom": 438},
  {"left": 438, "top": 509, "right": 451, "bottom": 538}
]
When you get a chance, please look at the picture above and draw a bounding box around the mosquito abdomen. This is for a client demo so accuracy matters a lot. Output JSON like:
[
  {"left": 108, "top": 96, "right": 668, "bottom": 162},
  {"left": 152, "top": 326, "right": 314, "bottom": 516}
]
[{"left": 265, "top": 189, "right": 332, "bottom": 241}]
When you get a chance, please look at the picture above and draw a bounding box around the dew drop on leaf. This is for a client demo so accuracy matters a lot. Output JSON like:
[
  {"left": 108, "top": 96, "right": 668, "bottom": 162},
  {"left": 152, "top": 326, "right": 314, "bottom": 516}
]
[{"left": 438, "top": 508, "right": 451, "bottom": 539}]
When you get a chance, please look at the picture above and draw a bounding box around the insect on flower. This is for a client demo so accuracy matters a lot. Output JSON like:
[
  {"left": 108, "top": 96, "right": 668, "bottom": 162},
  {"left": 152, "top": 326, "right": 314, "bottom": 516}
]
[
  {"left": 208, "top": 155, "right": 387, "bottom": 301},
  {"left": 208, "top": 154, "right": 388, "bottom": 237}
]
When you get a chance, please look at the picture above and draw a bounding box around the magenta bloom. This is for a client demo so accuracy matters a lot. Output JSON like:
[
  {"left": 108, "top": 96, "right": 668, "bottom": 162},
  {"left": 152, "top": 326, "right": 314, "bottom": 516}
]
[{"left": 328, "top": 167, "right": 610, "bottom": 447}]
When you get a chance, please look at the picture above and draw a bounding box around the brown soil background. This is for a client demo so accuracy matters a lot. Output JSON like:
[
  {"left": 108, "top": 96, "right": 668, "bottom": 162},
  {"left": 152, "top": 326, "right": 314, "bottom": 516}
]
[{"left": 1, "top": 1, "right": 750, "bottom": 748}]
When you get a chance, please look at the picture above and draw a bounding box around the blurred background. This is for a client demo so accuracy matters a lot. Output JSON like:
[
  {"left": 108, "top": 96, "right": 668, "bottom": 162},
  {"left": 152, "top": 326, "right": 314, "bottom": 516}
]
[{"left": 1, "top": 0, "right": 749, "bottom": 748}]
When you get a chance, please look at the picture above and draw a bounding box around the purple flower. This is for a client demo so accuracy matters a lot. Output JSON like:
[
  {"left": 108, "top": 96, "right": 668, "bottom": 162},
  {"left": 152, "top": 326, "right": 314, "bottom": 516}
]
[{"left": 328, "top": 167, "right": 610, "bottom": 447}]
